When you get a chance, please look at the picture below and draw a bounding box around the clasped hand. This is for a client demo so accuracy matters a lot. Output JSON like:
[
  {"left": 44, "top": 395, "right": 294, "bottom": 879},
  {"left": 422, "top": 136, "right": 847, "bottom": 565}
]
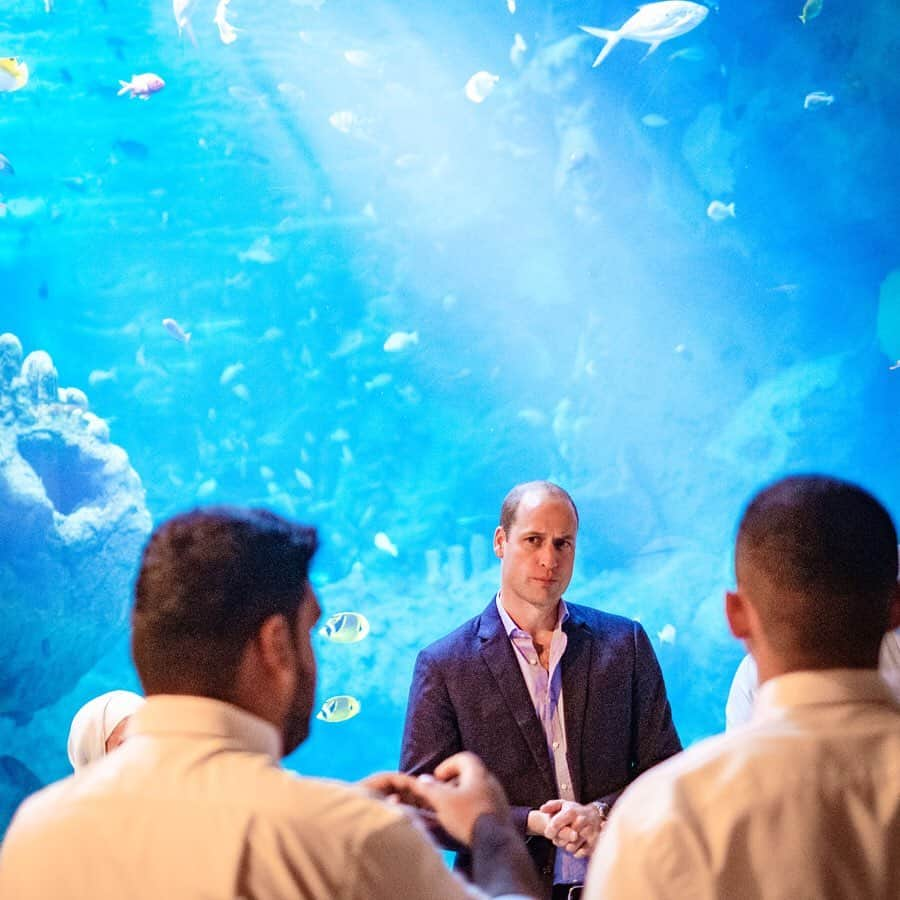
[{"left": 529, "top": 799, "right": 604, "bottom": 859}]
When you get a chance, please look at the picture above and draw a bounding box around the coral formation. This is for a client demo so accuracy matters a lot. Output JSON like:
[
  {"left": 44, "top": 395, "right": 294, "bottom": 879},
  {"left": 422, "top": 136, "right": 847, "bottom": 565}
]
[{"left": 0, "top": 334, "right": 151, "bottom": 719}]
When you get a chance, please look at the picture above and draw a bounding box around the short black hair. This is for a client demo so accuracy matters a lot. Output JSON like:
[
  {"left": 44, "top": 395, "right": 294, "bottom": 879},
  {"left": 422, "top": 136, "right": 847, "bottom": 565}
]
[
  {"left": 499, "top": 481, "right": 579, "bottom": 534},
  {"left": 132, "top": 507, "right": 318, "bottom": 699},
  {"left": 736, "top": 475, "right": 897, "bottom": 667}
]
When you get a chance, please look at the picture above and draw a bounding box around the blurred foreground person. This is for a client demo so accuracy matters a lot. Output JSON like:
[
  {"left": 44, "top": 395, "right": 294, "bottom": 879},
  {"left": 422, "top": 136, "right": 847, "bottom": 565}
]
[
  {"left": 0, "top": 507, "right": 541, "bottom": 900},
  {"left": 584, "top": 475, "right": 900, "bottom": 899},
  {"left": 66, "top": 690, "right": 145, "bottom": 770}
]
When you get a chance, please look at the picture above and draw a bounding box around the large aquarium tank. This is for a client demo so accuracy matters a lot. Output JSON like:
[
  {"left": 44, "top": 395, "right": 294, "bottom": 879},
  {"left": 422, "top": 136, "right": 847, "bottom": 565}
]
[{"left": 2, "top": 0, "right": 899, "bottom": 834}]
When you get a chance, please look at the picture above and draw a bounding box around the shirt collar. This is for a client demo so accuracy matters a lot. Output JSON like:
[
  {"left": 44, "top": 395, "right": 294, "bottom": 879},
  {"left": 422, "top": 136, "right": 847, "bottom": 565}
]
[
  {"left": 754, "top": 668, "right": 900, "bottom": 721},
  {"left": 495, "top": 591, "right": 569, "bottom": 637},
  {"left": 130, "top": 695, "right": 283, "bottom": 760}
]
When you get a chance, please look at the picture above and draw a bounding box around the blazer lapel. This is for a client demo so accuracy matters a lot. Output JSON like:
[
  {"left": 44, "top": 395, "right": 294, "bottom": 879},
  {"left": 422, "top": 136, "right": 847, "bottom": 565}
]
[
  {"left": 561, "top": 607, "right": 593, "bottom": 801},
  {"left": 477, "top": 599, "right": 557, "bottom": 796}
]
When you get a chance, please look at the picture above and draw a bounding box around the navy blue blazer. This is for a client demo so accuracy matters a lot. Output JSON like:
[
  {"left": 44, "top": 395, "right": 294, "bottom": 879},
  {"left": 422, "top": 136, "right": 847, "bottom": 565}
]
[{"left": 400, "top": 597, "right": 682, "bottom": 888}]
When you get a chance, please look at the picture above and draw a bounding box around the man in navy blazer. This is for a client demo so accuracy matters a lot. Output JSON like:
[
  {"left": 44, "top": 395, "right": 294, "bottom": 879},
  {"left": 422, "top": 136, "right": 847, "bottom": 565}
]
[{"left": 401, "top": 481, "right": 682, "bottom": 899}]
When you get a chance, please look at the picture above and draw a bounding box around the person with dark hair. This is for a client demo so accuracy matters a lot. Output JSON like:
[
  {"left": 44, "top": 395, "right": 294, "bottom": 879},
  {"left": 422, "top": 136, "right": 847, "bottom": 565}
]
[
  {"left": 401, "top": 481, "right": 681, "bottom": 900},
  {"left": 0, "top": 506, "right": 541, "bottom": 900},
  {"left": 583, "top": 475, "right": 900, "bottom": 899}
]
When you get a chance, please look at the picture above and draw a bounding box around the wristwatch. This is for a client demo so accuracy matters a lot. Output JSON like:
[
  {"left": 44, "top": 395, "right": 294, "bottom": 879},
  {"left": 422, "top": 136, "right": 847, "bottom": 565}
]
[{"left": 591, "top": 800, "right": 610, "bottom": 825}]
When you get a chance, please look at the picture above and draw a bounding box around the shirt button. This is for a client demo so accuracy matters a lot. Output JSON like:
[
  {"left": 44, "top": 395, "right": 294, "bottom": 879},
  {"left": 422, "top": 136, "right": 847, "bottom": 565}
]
[
  {"left": 560, "top": 783, "right": 568, "bottom": 791},
  {"left": 552, "top": 741, "right": 560, "bottom": 749},
  {"left": 530, "top": 659, "right": 538, "bottom": 666}
]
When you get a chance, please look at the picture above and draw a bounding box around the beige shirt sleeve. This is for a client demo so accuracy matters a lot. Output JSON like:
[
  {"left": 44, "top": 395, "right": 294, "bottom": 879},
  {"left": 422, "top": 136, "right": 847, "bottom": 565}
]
[{"left": 349, "top": 818, "right": 485, "bottom": 900}]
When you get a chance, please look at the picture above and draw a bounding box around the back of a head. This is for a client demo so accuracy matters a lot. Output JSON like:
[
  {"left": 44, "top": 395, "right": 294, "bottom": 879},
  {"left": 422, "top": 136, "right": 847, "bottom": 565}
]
[
  {"left": 132, "top": 507, "right": 318, "bottom": 700},
  {"left": 736, "top": 475, "right": 898, "bottom": 669}
]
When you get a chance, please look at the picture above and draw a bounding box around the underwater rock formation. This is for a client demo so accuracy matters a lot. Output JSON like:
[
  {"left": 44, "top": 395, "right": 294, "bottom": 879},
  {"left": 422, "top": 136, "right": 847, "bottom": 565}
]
[
  {"left": 0, "top": 334, "right": 151, "bottom": 719},
  {"left": 704, "top": 351, "right": 867, "bottom": 496}
]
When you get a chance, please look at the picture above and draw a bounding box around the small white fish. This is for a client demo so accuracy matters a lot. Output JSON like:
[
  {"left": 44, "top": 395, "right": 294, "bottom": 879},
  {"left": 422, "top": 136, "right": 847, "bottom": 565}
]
[
  {"left": 88, "top": 368, "right": 117, "bottom": 386},
  {"left": 232, "top": 383, "right": 250, "bottom": 400},
  {"left": 889, "top": 361, "right": 900, "bottom": 372},
  {"left": 394, "top": 153, "right": 422, "bottom": 169},
  {"left": 641, "top": 113, "right": 669, "bottom": 127},
  {"left": 374, "top": 531, "right": 399, "bottom": 557},
  {"left": 706, "top": 200, "right": 735, "bottom": 222},
  {"left": 799, "top": 0, "right": 822, "bottom": 25},
  {"left": 343, "top": 49, "right": 373, "bottom": 68},
  {"left": 0, "top": 152, "right": 14, "bottom": 175},
  {"left": 329, "top": 110, "right": 358, "bottom": 134},
  {"left": 173, "top": 0, "right": 193, "bottom": 36},
  {"left": 294, "top": 468, "right": 313, "bottom": 489},
  {"left": 580, "top": 1, "right": 709, "bottom": 66},
  {"left": 4, "top": 196, "right": 44, "bottom": 217},
  {"left": 330, "top": 427, "right": 350, "bottom": 442},
  {"left": 219, "top": 362, "right": 245, "bottom": 385},
  {"left": 668, "top": 46, "right": 706, "bottom": 62},
  {"left": 657, "top": 624, "right": 677, "bottom": 645},
  {"left": 238, "top": 235, "right": 276, "bottom": 264},
  {"left": 770, "top": 283, "right": 800, "bottom": 296},
  {"left": 316, "top": 695, "right": 361, "bottom": 723},
  {"left": 0, "top": 57, "right": 29, "bottom": 92},
  {"left": 162, "top": 317, "right": 191, "bottom": 343},
  {"left": 214, "top": 0, "right": 239, "bottom": 44},
  {"left": 319, "top": 611, "right": 370, "bottom": 644},
  {"left": 803, "top": 90, "right": 834, "bottom": 110},
  {"left": 674, "top": 343, "right": 687, "bottom": 353},
  {"left": 464, "top": 71, "right": 499, "bottom": 104},
  {"left": 507, "top": 0, "right": 516, "bottom": 12},
  {"left": 517, "top": 408, "right": 548, "bottom": 426},
  {"left": 117, "top": 73, "right": 165, "bottom": 100},
  {"left": 383, "top": 330, "right": 419, "bottom": 352},
  {"left": 510, "top": 33, "right": 528, "bottom": 66},
  {"left": 260, "top": 465, "right": 275, "bottom": 481},
  {"left": 364, "top": 373, "right": 392, "bottom": 390},
  {"left": 196, "top": 477, "right": 218, "bottom": 498}
]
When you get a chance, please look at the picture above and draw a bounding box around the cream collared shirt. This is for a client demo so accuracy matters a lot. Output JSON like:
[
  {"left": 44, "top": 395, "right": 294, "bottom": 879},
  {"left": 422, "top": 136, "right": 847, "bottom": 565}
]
[
  {"left": 0, "top": 696, "right": 495, "bottom": 900},
  {"left": 584, "top": 669, "right": 900, "bottom": 899}
]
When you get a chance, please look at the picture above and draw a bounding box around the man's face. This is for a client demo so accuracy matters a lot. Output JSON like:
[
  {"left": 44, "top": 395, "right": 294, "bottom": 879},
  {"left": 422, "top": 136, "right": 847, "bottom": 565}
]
[
  {"left": 104, "top": 716, "right": 132, "bottom": 754},
  {"left": 494, "top": 491, "right": 577, "bottom": 613},
  {"left": 282, "top": 585, "right": 320, "bottom": 755}
]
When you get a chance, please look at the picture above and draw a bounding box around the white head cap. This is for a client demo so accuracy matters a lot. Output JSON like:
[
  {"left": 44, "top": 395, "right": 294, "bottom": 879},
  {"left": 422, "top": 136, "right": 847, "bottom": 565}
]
[{"left": 66, "top": 690, "right": 145, "bottom": 770}]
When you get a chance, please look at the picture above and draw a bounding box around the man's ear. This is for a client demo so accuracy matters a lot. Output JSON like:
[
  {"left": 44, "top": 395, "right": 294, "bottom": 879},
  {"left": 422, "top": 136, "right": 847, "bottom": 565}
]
[
  {"left": 255, "top": 614, "right": 295, "bottom": 677},
  {"left": 493, "top": 526, "right": 506, "bottom": 559},
  {"left": 725, "top": 590, "right": 752, "bottom": 640}
]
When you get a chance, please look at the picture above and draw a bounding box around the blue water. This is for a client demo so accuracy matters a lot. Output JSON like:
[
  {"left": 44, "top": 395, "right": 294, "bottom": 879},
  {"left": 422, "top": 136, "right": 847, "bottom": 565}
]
[{"left": 2, "top": 0, "right": 899, "bottom": 834}]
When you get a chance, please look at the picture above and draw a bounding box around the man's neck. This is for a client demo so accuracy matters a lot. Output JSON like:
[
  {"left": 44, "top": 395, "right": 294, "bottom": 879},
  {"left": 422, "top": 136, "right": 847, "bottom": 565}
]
[
  {"left": 499, "top": 591, "right": 561, "bottom": 638},
  {"left": 754, "top": 650, "right": 881, "bottom": 685}
]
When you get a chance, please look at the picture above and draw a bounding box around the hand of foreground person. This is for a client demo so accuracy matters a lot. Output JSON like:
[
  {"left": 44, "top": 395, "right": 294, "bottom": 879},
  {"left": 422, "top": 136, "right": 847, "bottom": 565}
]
[
  {"left": 358, "top": 771, "right": 427, "bottom": 809},
  {"left": 412, "top": 751, "right": 511, "bottom": 846},
  {"left": 539, "top": 798, "right": 605, "bottom": 858}
]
